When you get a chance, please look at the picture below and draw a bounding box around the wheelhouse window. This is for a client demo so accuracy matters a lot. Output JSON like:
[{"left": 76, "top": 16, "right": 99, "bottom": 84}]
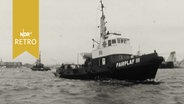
[
  {"left": 121, "top": 39, "right": 124, "bottom": 43},
  {"left": 117, "top": 38, "right": 121, "bottom": 43},
  {"left": 125, "top": 40, "right": 127, "bottom": 44},
  {"left": 112, "top": 39, "right": 116, "bottom": 44},
  {"left": 108, "top": 40, "right": 111, "bottom": 46}
]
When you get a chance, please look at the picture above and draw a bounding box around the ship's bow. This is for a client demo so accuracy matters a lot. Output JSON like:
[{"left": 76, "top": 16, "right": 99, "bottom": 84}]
[{"left": 114, "top": 52, "right": 164, "bottom": 80}]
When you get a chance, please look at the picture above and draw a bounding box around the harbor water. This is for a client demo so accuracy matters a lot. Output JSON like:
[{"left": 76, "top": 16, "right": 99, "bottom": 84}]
[{"left": 0, "top": 68, "right": 184, "bottom": 104}]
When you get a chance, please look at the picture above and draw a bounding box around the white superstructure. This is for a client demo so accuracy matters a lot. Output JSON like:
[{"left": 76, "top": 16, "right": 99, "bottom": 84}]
[{"left": 92, "top": 0, "right": 132, "bottom": 59}]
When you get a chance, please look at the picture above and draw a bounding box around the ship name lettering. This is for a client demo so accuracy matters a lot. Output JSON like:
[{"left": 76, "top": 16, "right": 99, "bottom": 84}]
[{"left": 116, "top": 59, "right": 135, "bottom": 68}]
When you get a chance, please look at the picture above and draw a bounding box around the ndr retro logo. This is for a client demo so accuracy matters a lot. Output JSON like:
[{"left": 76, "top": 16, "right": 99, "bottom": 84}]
[{"left": 14, "top": 29, "right": 37, "bottom": 45}]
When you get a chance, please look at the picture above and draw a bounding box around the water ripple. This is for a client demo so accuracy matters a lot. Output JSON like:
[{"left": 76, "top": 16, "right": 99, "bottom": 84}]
[{"left": 0, "top": 68, "right": 184, "bottom": 104}]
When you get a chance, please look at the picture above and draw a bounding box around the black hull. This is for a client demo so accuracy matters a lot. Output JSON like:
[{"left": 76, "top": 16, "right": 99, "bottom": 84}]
[
  {"left": 55, "top": 53, "right": 163, "bottom": 80},
  {"left": 112, "top": 60, "right": 160, "bottom": 80}
]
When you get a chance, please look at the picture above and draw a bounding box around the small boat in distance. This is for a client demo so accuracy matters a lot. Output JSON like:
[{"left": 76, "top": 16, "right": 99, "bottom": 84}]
[
  {"left": 31, "top": 52, "right": 50, "bottom": 71},
  {"left": 160, "top": 51, "right": 181, "bottom": 68},
  {"left": 54, "top": 0, "right": 163, "bottom": 80}
]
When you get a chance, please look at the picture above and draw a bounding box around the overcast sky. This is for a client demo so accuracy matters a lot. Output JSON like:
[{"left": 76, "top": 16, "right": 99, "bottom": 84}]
[{"left": 0, "top": 0, "right": 184, "bottom": 64}]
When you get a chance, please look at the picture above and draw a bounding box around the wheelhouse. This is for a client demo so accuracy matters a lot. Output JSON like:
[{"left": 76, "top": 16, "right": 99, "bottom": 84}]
[{"left": 107, "top": 37, "right": 130, "bottom": 47}]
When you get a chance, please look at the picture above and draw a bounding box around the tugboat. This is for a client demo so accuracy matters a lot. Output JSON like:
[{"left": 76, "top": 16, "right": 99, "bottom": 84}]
[
  {"left": 54, "top": 0, "right": 163, "bottom": 80},
  {"left": 31, "top": 52, "right": 51, "bottom": 71}
]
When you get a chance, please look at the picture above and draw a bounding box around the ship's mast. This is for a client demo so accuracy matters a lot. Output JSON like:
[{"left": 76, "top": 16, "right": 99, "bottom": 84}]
[
  {"left": 36, "top": 51, "right": 41, "bottom": 64},
  {"left": 99, "top": 0, "right": 107, "bottom": 48},
  {"left": 39, "top": 51, "right": 41, "bottom": 64}
]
